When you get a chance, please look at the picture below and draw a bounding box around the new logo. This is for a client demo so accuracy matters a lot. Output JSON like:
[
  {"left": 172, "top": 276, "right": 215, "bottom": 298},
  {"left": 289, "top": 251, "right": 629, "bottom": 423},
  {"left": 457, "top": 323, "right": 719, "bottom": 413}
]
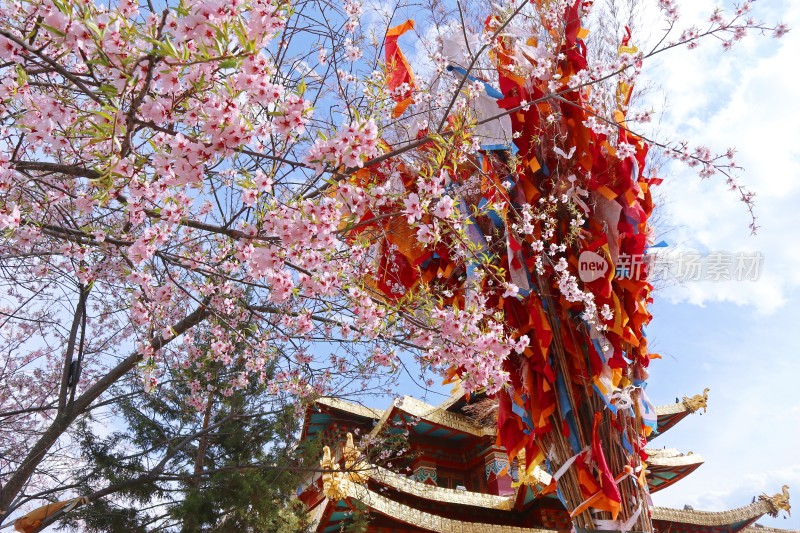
[{"left": 578, "top": 251, "right": 609, "bottom": 282}]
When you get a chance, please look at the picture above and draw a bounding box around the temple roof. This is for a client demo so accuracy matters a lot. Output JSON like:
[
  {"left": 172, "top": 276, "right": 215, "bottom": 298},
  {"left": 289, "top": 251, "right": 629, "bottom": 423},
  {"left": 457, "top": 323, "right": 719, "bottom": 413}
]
[
  {"left": 305, "top": 388, "right": 709, "bottom": 443},
  {"left": 646, "top": 448, "right": 705, "bottom": 492},
  {"left": 652, "top": 496, "right": 787, "bottom": 529},
  {"left": 311, "top": 482, "right": 556, "bottom": 533},
  {"left": 307, "top": 471, "right": 793, "bottom": 533},
  {"left": 302, "top": 393, "right": 708, "bottom": 494},
  {"left": 301, "top": 398, "right": 791, "bottom": 533}
]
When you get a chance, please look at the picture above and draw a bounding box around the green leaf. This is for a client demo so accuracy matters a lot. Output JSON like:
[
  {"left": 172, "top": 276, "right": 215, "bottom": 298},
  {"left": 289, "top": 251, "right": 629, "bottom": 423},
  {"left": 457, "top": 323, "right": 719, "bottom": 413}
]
[
  {"left": 89, "top": 109, "right": 114, "bottom": 121},
  {"left": 83, "top": 20, "right": 103, "bottom": 39},
  {"left": 98, "top": 84, "right": 119, "bottom": 97},
  {"left": 86, "top": 56, "right": 111, "bottom": 68},
  {"left": 39, "top": 23, "right": 66, "bottom": 37},
  {"left": 51, "top": 0, "right": 68, "bottom": 15}
]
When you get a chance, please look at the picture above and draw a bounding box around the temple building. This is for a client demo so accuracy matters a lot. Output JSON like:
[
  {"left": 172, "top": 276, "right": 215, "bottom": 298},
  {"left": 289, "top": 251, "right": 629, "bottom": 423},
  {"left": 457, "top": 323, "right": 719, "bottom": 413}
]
[{"left": 297, "top": 390, "right": 794, "bottom": 533}]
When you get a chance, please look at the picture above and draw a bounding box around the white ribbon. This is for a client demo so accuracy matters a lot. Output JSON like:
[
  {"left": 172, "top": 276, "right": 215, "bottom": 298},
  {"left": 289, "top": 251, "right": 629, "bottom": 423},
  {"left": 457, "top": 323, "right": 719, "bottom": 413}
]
[
  {"left": 566, "top": 174, "right": 590, "bottom": 213},
  {"left": 553, "top": 446, "right": 591, "bottom": 482},
  {"left": 610, "top": 385, "right": 638, "bottom": 411},
  {"left": 593, "top": 501, "right": 643, "bottom": 533}
]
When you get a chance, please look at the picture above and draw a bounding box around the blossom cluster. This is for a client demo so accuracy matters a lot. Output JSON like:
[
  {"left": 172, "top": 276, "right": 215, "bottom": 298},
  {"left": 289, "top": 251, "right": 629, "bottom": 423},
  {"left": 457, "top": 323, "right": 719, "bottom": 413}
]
[{"left": 305, "top": 119, "right": 381, "bottom": 172}]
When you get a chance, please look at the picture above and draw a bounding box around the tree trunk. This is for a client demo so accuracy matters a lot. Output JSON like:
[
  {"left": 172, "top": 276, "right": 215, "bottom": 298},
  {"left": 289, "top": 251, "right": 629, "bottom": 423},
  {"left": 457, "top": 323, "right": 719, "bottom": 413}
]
[{"left": 0, "top": 302, "right": 210, "bottom": 523}]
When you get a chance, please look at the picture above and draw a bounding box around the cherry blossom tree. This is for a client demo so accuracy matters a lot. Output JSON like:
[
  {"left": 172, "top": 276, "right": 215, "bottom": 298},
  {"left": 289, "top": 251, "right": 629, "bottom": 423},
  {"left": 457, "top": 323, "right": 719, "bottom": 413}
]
[
  {"left": 0, "top": 0, "right": 424, "bottom": 520},
  {"left": 0, "top": 0, "right": 786, "bottom": 527}
]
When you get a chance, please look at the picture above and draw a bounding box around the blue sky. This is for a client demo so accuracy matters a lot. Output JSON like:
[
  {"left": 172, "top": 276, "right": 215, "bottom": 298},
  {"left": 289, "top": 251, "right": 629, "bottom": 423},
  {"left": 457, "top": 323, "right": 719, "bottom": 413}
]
[
  {"left": 638, "top": 0, "right": 800, "bottom": 525},
  {"left": 647, "top": 298, "right": 800, "bottom": 527}
]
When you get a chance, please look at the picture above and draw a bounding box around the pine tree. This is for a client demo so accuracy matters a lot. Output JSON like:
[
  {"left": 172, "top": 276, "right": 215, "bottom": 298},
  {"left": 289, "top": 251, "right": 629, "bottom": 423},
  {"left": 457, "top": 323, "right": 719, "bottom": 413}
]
[{"left": 62, "top": 365, "right": 316, "bottom": 532}]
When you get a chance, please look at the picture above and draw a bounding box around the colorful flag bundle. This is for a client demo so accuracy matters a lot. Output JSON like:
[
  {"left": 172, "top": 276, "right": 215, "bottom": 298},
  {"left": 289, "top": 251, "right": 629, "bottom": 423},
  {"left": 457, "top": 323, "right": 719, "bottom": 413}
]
[{"left": 362, "top": 2, "right": 659, "bottom": 529}]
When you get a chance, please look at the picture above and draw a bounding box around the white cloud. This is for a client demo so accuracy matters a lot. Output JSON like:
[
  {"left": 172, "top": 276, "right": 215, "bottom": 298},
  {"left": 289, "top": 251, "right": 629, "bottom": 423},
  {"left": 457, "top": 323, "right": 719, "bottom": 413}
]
[{"left": 639, "top": 1, "right": 800, "bottom": 313}]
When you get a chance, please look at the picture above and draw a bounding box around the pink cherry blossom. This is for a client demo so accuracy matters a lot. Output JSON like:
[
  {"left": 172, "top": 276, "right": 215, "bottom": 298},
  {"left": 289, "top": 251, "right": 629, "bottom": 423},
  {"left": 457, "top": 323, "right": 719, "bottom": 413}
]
[{"left": 403, "top": 193, "right": 423, "bottom": 223}]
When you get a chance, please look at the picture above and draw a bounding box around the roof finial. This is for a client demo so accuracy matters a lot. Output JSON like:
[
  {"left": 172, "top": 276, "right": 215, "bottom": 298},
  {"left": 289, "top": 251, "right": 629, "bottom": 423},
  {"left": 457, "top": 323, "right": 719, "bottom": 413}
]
[
  {"left": 682, "top": 388, "right": 710, "bottom": 414},
  {"left": 319, "top": 445, "right": 348, "bottom": 501},
  {"left": 343, "top": 432, "right": 369, "bottom": 484},
  {"left": 759, "top": 485, "right": 791, "bottom": 517}
]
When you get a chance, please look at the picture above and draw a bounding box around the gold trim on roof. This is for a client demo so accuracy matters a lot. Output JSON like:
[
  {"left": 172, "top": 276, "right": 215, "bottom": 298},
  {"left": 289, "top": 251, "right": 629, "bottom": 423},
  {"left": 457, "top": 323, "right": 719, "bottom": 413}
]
[
  {"left": 653, "top": 402, "right": 688, "bottom": 416},
  {"left": 316, "top": 396, "right": 384, "bottom": 419},
  {"left": 346, "top": 482, "right": 557, "bottom": 533},
  {"left": 645, "top": 447, "right": 682, "bottom": 459},
  {"left": 649, "top": 452, "right": 704, "bottom": 468},
  {"left": 437, "top": 383, "right": 465, "bottom": 411},
  {"left": 369, "top": 396, "right": 496, "bottom": 439},
  {"left": 652, "top": 498, "right": 776, "bottom": 526},
  {"left": 368, "top": 464, "right": 513, "bottom": 510},
  {"left": 316, "top": 392, "right": 709, "bottom": 442}
]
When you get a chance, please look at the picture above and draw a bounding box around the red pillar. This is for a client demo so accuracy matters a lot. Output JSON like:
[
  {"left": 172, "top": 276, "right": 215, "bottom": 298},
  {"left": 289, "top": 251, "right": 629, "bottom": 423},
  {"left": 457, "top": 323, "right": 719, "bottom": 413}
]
[{"left": 484, "top": 449, "right": 514, "bottom": 496}]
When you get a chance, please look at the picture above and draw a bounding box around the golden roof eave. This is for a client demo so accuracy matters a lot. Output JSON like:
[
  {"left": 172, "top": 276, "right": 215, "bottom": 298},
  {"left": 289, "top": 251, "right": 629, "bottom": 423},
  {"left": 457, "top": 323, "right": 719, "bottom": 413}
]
[
  {"left": 316, "top": 396, "right": 385, "bottom": 420},
  {"left": 344, "top": 481, "right": 557, "bottom": 533},
  {"left": 649, "top": 452, "right": 704, "bottom": 468},
  {"left": 646, "top": 447, "right": 683, "bottom": 459},
  {"left": 653, "top": 500, "right": 774, "bottom": 527},
  {"left": 654, "top": 402, "right": 692, "bottom": 416},
  {"left": 311, "top": 391, "right": 707, "bottom": 441},
  {"left": 368, "top": 464, "right": 513, "bottom": 510},
  {"left": 329, "top": 481, "right": 788, "bottom": 533},
  {"left": 345, "top": 453, "right": 701, "bottom": 512},
  {"left": 369, "top": 395, "right": 496, "bottom": 439}
]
